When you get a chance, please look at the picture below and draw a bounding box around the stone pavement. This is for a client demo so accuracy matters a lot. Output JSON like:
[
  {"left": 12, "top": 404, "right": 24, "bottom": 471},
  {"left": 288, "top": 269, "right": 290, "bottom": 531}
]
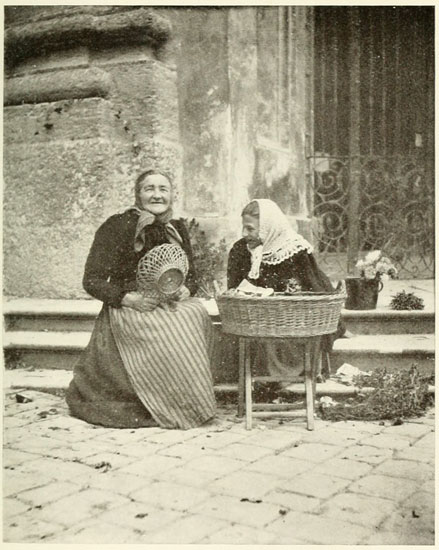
[{"left": 3, "top": 389, "right": 435, "bottom": 545}]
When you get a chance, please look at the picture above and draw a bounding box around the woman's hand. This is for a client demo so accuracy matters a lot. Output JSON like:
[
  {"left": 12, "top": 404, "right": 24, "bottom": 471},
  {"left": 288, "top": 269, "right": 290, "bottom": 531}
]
[
  {"left": 173, "top": 285, "right": 190, "bottom": 302},
  {"left": 121, "top": 292, "right": 159, "bottom": 312}
]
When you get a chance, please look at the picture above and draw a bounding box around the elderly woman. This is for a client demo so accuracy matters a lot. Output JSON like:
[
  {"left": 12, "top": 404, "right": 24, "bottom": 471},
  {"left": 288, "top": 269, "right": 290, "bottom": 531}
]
[
  {"left": 227, "top": 198, "right": 345, "bottom": 379},
  {"left": 66, "top": 169, "right": 216, "bottom": 429}
]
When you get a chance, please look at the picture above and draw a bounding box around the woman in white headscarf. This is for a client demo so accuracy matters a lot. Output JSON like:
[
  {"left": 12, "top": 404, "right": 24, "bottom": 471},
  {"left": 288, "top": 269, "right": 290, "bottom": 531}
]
[
  {"left": 66, "top": 169, "right": 216, "bottom": 429},
  {"left": 227, "top": 198, "right": 345, "bottom": 379}
]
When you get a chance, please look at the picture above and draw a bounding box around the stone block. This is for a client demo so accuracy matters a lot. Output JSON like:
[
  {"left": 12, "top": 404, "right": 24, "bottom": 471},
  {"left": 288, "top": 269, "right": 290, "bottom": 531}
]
[
  {"left": 263, "top": 489, "right": 321, "bottom": 513},
  {"left": 247, "top": 454, "right": 312, "bottom": 478},
  {"left": 312, "top": 457, "right": 373, "bottom": 480},
  {"left": 3, "top": 497, "right": 32, "bottom": 519},
  {"left": 207, "top": 470, "right": 282, "bottom": 499},
  {"left": 373, "top": 458, "right": 434, "bottom": 482},
  {"left": 281, "top": 442, "right": 342, "bottom": 462},
  {"left": 36, "top": 488, "right": 130, "bottom": 526},
  {"left": 192, "top": 493, "right": 282, "bottom": 528},
  {"left": 394, "top": 445, "right": 434, "bottom": 463},
  {"left": 96, "top": 502, "right": 183, "bottom": 534},
  {"left": 142, "top": 513, "right": 229, "bottom": 544},
  {"left": 317, "top": 492, "right": 395, "bottom": 526},
  {"left": 213, "top": 442, "right": 273, "bottom": 462},
  {"left": 338, "top": 444, "right": 393, "bottom": 464},
  {"left": 349, "top": 474, "right": 419, "bottom": 501},
  {"left": 130, "top": 480, "right": 211, "bottom": 511},
  {"left": 182, "top": 454, "right": 245, "bottom": 476},
  {"left": 200, "top": 524, "right": 276, "bottom": 545},
  {"left": 281, "top": 472, "right": 350, "bottom": 499},
  {"left": 47, "top": 521, "right": 143, "bottom": 544},
  {"left": 266, "top": 511, "right": 371, "bottom": 545},
  {"left": 18, "top": 481, "right": 78, "bottom": 507},
  {"left": 116, "top": 454, "right": 182, "bottom": 478},
  {"left": 4, "top": 513, "right": 64, "bottom": 543}
]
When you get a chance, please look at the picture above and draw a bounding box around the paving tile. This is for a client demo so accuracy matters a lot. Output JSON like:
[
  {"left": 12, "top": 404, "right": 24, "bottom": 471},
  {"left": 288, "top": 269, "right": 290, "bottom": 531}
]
[
  {"left": 112, "top": 454, "right": 183, "bottom": 478},
  {"left": 141, "top": 513, "right": 229, "bottom": 544},
  {"left": 330, "top": 420, "right": 385, "bottom": 434},
  {"left": 373, "top": 458, "right": 434, "bottom": 482},
  {"left": 18, "top": 481, "right": 79, "bottom": 506},
  {"left": 259, "top": 490, "right": 321, "bottom": 513},
  {"left": 281, "top": 442, "right": 342, "bottom": 462},
  {"left": 311, "top": 457, "right": 373, "bottom": 480},
  {"left": 394, "top": 445, "right": 434, "bottom": 463},
  {"left": 4, "top": 471, "right": 51, "bottom": 497},
  {"left": 419, "top": 479, "right": 435, "bottom": 494},
  {"left": 71, "top": 471, "right": 151, "bottom": 496},
  {"left": 266, "top": 511, "right": 371, "bottom": 544},
  {"left": 36, "top": 442, "right": 104, "bottom": 461},
  {"left": 281, "top": 472, "right": 350, "bottom": 499},
  {"left": 164, "top": 465, "right": 222, "bottom": 488},
  {"left": 413, "top": 431, "right": 435, "bottom": 447},
  {"left": 16, "top": 456, "right": 94, "bottom": 479},
  {"left": 137, "top": 429, "right": 200, "bottom": 446},
  {"left": 36, "top": 489, "right": 130, "bottom": 526},
  {"left": 4, "top": 513, "right": 65, "bottom": 543},
  {"left": 3, "top": 497, "right": 32, "bottom": 519},
  {"left": 360, "top": 433, "right": 412, "bottom": 450},
  {"left": 131, "top": 480, "right": 211, "bottom": 511},
  {"left": 192, "top": 493, "right": 283, "bottom": 528},
  {"left": 191, "top": 430, "right": 249, "bottom": 449},
  {"left": 200, "top": 524, "right": 277, "bottom": 544},
  {"left": 207, "top": 470, "right": 283, "bottom": 499},
  {"left": 300, "top": 426, "right": 368, "bottom": 446},
  {"left": 78, "top": 451, "right": 138, "bottom": 470},
  {"left": 241, "top": 429, "right": 303, "bottom": 450},
  {"left": 365, "top": 528, "right": 435, "bottom": 545},
  {"left": 338, "top": 444, "right": 393, "bottom": 464},
  {"left": 157, "top": 441, "right": 209, "bottom": 460},
  {"left": 213, "top": 442, "right": 273, "bottom": 462},
  {"left": 3, "top": 448, "right": 43, "bottom": 467},
  {"left": 94, "top": 502, "right": 184, "bottom": 533},
  {"left": 183, "top": 454, "right": 245, "bottom": 475},
  {"left": 247, "top": 454, "right": 312, "bottom": 478},
  {"left": 381, "top": 505, "right": 435, "bottom": 536},
  {"left": 382, "top": 422, "right": 433, "bottom": 440},
  {"left": 47, "top": 521, "right": 143, "bottom": 543},
  {"left": 317, "top": 492, "right": 395, "bottom": 526},
  {"left": 349, "top": 474, "right": 419, "bottom": 501}
]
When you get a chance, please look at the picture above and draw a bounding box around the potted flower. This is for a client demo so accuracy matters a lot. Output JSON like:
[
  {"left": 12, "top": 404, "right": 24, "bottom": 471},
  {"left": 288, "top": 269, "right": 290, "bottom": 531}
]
[{"left": 345, "top": 250, "right": 398, "bottom": 310}]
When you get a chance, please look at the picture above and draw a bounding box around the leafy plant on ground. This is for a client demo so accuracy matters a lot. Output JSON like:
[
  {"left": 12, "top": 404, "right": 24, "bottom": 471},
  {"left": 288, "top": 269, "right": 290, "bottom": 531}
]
[
  {"left": 389, "top": 290, "right": 425, "bottom": 310},
  {"left": 186, "top": 218, "right": 228, "bottom": 298},
  {"left": 320, "top": 365, "right": 433, "bottom": 421}
]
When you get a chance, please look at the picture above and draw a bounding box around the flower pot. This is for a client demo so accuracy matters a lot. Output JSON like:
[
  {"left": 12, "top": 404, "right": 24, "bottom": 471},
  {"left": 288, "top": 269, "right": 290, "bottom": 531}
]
[{"left": 344, "top": 276, "right": 383, "bottom": 310}]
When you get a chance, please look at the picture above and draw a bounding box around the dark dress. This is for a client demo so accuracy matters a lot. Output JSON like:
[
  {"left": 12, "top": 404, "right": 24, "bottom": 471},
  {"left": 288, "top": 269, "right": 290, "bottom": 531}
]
[
  {"left": 226, "top": 238, "right": 344, "bottom": 378},
  {"left": 66, "top": 211, "right": 198, "bottom": 428}
]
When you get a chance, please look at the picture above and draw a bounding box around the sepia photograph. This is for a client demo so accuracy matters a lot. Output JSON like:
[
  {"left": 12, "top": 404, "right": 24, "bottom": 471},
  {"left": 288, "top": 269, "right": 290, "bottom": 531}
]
[{"left": 3, "top": 2, "right": 435, "bottom": 545}]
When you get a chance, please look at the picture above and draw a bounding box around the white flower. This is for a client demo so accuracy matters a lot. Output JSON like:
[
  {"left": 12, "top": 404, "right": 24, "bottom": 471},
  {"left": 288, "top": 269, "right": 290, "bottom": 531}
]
[
  {"left": 365, "top": 250, "right": 381, "bottom": 264},
  {"left": 381, "top": 273, "right": 390, "bottom": 281},
  {"left": 364, "top": 266, "right": 376, "bottom": 279}
]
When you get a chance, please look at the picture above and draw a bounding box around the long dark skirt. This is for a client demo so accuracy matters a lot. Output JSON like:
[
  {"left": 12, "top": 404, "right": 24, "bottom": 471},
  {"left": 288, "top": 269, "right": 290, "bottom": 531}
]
[{"left": 66, "top": 306, "right": 157, "bottom": 428}]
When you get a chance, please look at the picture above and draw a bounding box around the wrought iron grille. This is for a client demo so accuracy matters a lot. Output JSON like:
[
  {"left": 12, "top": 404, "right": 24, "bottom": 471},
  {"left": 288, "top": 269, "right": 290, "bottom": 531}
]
[{"left": 309, "top": 155, "right": 434, "bottom": 279}]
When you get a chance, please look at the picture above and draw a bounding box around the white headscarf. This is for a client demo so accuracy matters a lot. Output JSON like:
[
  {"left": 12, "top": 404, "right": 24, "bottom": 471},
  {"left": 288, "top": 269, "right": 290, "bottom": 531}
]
[{"left": 247, "top": 199, "right": 313, "bottom": 280}]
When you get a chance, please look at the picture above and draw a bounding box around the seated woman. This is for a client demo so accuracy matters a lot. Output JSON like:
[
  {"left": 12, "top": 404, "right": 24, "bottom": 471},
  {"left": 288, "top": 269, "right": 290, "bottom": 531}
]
[
  {"left": 66, "top": 169, "right": 216, "bottom": 429},
  {"left": 227, "top": 198, "right": 345, "bottom": 380}
]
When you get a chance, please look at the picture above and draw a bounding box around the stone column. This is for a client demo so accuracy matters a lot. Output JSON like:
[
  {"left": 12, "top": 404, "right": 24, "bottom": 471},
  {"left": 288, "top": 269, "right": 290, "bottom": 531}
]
[{"left": 4, "top": 6, "right": 180, "bottom": 298}]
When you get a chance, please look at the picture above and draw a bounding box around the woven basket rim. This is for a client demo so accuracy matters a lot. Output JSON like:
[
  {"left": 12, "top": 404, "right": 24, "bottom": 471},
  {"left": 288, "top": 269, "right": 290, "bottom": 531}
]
[{"left": 217, "top": 292, "right": 346, "bottom": 304}]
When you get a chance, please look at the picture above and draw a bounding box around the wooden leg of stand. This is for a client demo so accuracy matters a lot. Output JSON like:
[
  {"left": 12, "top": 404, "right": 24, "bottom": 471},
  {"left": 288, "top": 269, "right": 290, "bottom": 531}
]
[
  {"left": 244, "top": 340, "right": 253, "bottom": 430},
  {"left": 304, "top": 340, "right": 315, "bottom": 431},
  {"left": 238, "top": 339, "right": 245, "bottom": 418}
]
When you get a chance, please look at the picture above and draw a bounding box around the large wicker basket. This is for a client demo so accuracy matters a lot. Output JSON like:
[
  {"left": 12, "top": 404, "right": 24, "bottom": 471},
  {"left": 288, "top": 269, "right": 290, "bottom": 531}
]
[{"left": 217, "top": 289, "right": 346, "bottom": 338}]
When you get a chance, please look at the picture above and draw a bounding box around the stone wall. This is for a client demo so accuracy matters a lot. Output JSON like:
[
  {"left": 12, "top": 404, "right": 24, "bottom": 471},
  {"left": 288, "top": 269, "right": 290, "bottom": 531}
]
[
  {"left": 4, "top": 6, "right": 182, "bottom": 298},
  {"left": 4, "top": 6, "right": 314, "bottom": 299}
]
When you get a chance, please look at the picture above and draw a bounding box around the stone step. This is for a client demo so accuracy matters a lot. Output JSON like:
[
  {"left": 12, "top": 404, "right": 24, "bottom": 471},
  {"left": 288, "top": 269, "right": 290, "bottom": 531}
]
[
  {"left": 6, "top": 369, "right": 433, "bottom": 399},
  {"left": 4, "top": 298, "right": 435, "bottom": 334},
  {"left": 4, "top": 331, "right": 435, "bottom": 377}
]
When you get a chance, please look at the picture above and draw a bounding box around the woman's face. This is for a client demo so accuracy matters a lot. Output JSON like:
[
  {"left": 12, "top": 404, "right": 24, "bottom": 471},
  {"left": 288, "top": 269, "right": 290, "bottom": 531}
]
[
  {"left": 138, "top": 174, "right": 172, "bottom": 215},
  {"left": 242, "top": 214, "right": 261, "bottom": 249}
]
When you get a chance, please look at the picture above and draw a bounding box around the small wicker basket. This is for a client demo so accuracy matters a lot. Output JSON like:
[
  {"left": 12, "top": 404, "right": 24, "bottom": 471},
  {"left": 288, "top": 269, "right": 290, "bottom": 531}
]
[
  {"left": 137, "top": 244, "right": 189, "bottom": 296},
  {"left": 217, "top": 288, "right": 346, "bottom": 338}
]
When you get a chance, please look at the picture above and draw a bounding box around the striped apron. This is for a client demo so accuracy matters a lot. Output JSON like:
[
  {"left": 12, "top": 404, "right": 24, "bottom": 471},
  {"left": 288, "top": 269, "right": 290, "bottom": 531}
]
[{"left": 109, "top": 298, "right": 216, "bottom": 429}]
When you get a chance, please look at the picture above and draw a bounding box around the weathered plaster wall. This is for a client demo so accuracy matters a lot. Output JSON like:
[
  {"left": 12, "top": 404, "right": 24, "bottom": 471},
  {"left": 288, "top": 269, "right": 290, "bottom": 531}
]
[{"left": 4, "top": 6, "right": 182, "bottom": 298}]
